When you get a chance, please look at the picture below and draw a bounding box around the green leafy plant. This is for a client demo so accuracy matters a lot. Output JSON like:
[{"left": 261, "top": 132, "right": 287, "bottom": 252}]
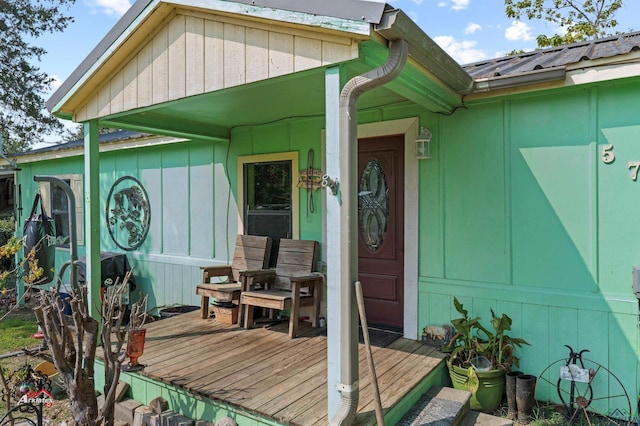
[{"left": 442, "top": 297, "right": 530, "bottom": 371}]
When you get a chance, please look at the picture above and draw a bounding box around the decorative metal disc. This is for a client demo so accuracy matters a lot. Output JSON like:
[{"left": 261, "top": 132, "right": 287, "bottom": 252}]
[{"left": 106, "top": 176, "right": 151, "bottom": 251}]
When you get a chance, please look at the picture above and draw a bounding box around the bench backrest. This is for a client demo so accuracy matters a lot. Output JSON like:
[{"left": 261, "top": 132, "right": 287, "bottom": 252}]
[
  {"left": 231, "top": 235, "right": 272, "bottom": 281},
  {"left": 273, "top": 239, "right": 319, "bottom": 290}
]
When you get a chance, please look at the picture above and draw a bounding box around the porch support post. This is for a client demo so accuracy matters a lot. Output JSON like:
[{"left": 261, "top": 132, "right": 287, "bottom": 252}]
[
  {"left": 84, "top": 120, "right": 101, "bottom": 321},
  {"left": 325, "top": 64, "right": 345, "bottom": 419}
]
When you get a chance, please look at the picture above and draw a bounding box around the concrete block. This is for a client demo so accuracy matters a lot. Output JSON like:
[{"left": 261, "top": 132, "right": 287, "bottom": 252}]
[
  {"left": 460, "top": 412, "right": 513, "bottom": 426},
  {"left": 115, "top": 381, "right": 130, "bottom": 402},
  {"left": 398, "top": 386, "right": 470, "bottom": 426},
  {"left": 160, "top": 410, "right": 194, "bottom": 426},
  {"left": 115, "top": 398, "right": 144, "bottom": 425},
  {"left": 214, "top": 417, "right": 237, "bottom": 426},
  {"left": 133, "top": 405, "right": 160, "bottom": 426},
  {"left": 97, "top": 394, "right": 105, "bottom": 411},
  {"left": 149, "top": 396, "right": 169, "bottom": 414}
]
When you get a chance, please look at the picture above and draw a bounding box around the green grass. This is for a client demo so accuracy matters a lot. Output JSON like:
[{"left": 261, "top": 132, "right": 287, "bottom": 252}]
[{"left": 0, "top": 308, "right": 39, "bottom": 353}]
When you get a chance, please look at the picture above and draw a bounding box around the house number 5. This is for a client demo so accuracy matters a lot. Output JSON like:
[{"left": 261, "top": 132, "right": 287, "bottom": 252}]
[{"left": 602, "top": 144, "right": 615, "bottom": 164}]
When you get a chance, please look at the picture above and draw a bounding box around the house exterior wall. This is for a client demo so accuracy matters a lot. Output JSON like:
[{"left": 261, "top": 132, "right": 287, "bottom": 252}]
[
  {"left": 418, "top": 77, "right": 640, "bottom": 417},
  {"left": 16, "top": 119, "right": 326, "bottom": 313},
  {"left": 17, "top": 71, "right": 640, "bottom": 419}
]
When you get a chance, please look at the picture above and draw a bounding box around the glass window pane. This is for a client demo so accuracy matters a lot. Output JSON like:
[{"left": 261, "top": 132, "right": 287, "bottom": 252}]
[
  {"left": 51, "top": 179, "right": 71, "bottom": 245},
  {"left": 359, "top": 159, "right": 389, "bottom": 252},
  {"left": 244, "top": 161, "right": 293, "bottom": 266},
  {"left": 247, "top": 162, "right": 291, "bottom": 211}
]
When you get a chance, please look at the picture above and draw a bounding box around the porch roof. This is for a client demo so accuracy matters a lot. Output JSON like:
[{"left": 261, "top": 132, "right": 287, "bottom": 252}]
[{"left": 45, "top": 0, "right": 472, "bottom": 141}]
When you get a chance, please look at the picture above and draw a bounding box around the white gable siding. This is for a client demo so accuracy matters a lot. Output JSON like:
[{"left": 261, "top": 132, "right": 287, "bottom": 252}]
[{"left": 76, "top": 11, "right": 359, "bottom": 121}]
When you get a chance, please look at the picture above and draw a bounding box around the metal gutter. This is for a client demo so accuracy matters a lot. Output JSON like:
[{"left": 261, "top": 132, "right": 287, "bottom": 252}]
[
  {"left": 375, "top": 9, "right": 474, "bottom": 94},
  {"left": 329, "top": 36, "right": 408, "bottom": 426},
  {"left": 473, "top": 66, "right": 567, "bottom": 92},
  {"left": 227, "top": 0, "right": 387, "bottom": 23}
]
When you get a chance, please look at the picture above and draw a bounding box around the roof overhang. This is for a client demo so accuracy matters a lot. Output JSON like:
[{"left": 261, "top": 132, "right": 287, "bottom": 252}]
[{"left": 375, "top": 9, "right": 473, "bottom": 94}]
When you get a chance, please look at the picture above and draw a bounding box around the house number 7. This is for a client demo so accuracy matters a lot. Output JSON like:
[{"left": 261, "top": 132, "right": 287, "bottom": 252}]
[{"left": 629, "top": 162, "right": 640, "bottom": 181}]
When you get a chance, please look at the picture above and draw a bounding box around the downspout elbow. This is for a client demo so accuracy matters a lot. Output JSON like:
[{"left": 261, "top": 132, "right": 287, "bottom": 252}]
[
  {"left": 340, "top": 39, "right": 409, "bottom": 108},
  {"left": 329, "top": 384, "right": 360, "bottom": 426}
]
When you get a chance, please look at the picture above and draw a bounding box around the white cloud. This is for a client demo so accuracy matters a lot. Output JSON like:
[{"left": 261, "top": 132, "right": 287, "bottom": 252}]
[
  {"left": 49, "top": 76, "right": 63, "bottom": 93},
  {"left": 90, "top": 0, "right": 132, "bottom": 16},
  {"left": 552, "top": 22, "right": 569, "bottom": 36},
  {"left": 464, "top": 23, "right": 482, "bottom": 34},
  {"left": 411, "top": 0, "right": 425, "bottom": 4},
  {"left": 451, "top": 0, "right": 470, "bottom": 10},
  {"left": 433, "top": 35, "right": 488, "bottom": 64},
  {"left": 505, "top": 21, "right": 534, "bottom": 42},
  {"left": 437, "top": 0, "right": 470, "bottom": 11}
]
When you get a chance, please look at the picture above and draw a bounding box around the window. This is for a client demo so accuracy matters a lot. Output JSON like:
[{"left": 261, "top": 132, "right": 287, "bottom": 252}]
[
  {"left": 239, "top": 153, "right": 299, "bottom": 266},
  {"left": 39, "top": 174, "right": 83, "bottom": 247}
]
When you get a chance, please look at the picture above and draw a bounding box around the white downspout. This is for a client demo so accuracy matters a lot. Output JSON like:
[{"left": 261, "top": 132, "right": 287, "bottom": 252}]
[{"left": 329, "top": 37, "right": 408, "bottom": 426}]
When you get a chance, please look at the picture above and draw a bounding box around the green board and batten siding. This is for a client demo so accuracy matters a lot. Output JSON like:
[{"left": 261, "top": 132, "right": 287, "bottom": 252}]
[
  {"left": 16, "top": 117, "right": 325, "bottom": 310},
  {"left": 419, "top": 78, "right": 640, "bottom": 415},
  {"left": 15, "top": 76, "right": 640, "bottom": 420}
]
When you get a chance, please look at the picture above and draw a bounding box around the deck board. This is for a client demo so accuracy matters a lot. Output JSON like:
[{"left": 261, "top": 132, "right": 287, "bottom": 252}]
[{"left": 111, "top": 310, "right": 444, "bottom": 425}]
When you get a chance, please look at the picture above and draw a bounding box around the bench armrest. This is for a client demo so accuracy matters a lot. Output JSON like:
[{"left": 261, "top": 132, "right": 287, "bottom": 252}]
[
  {"left": 239, "top": 269, "right": 275, "bottom": 279},
  {"left": 290, "top": 272, "right": 324, "bottom": 284},
  {"left": 239, "top": 269, "right": 276, "bottom": 290},
  {"left": 201, "top": 265, "right": 233, "bottom": 283}
]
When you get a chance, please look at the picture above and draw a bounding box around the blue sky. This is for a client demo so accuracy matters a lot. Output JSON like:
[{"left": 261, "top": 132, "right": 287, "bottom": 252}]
[{"left": 36, "top": 0, "right": 640, "bottom": 141}]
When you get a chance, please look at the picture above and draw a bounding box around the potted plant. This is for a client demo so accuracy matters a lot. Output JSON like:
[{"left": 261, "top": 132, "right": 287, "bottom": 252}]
[{"left": 441, "top": 297, "right": 529, "bottom": 412}]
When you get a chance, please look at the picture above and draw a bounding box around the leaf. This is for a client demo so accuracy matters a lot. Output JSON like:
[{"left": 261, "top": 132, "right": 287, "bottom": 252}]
[
  {"left": 491, "top": 312, "right": 513, "bottom": 333},
  {"left": 453, "top": 297, "right": 468, "bottom": 317},
  {"left": 466, "top": 367, "right": 480, "bottom": 393}
]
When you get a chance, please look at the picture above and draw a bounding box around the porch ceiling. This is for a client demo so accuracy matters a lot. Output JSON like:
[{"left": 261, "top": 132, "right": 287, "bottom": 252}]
[{"left": 98, "top": 66, "right": 409, "bottom": 141}]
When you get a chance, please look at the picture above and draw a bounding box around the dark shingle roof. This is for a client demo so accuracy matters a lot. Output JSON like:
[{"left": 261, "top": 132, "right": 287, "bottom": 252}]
[
  {"left": 463, "top": 31, "right": 640, "bottom": 79},
  {"left": 22, "top": 130, "right": 149, "bottom": 156}
]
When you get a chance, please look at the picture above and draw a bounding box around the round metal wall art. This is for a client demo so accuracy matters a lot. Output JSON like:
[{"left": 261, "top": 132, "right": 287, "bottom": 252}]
[{"left": 106, "top": 176, "right": 151, "bottom": 251}]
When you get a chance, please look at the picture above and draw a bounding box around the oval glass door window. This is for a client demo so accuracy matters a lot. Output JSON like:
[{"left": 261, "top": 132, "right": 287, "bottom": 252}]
[{"left": 359, "top": 159, "right": 389, "bottom": 252}]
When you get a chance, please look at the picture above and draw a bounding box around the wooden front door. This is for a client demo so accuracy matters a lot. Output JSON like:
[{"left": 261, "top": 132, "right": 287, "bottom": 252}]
[{"left": 357, "top": 135, "right": 404, "bottom": 329}]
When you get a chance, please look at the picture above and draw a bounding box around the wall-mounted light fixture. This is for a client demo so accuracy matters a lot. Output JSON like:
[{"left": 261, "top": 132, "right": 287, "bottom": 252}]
[{"left": 416, "top": 127, "right": 432, "bottom": 159}]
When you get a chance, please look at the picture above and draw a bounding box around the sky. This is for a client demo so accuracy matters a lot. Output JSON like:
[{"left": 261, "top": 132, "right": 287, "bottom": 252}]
[{"left": 34, "top": 0, "right": 640, "bottom": 144}]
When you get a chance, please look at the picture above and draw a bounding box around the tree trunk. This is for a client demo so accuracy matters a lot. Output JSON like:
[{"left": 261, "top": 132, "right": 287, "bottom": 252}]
[{"left": 33, "top": 273, "right": 141, "bottom": 426}]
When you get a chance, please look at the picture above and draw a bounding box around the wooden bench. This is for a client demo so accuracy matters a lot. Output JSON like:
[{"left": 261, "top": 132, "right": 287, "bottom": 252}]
[
  {"left": 239, "top": 239, "right": 322, "bottom": 338},
  {"left": 196, "top": 235, "right": 272, "bottom": 321}
]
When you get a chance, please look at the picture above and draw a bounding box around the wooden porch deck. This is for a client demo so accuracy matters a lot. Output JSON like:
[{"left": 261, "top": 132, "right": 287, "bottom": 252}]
[{"left": 126, "top": 310, "right": 446, "bottom": 425}]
